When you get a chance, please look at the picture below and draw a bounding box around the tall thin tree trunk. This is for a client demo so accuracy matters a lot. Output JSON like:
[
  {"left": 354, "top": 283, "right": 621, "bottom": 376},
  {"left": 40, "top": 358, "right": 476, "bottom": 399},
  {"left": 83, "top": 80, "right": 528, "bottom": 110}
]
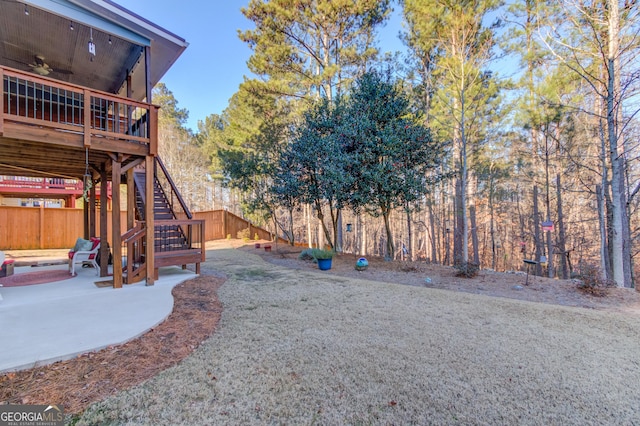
[
  {"left": 470, "top": 205, "right": 479, "bottom": 265},
  {"left": 544, "top": 137, "right": 554, "bottom": 279},
  {"left": 607, "top": 1, "right": 632, "bottom": 287},
  {"left": 533, "top": 186, "right": 542, "bottom": 276},
  {"left": 360, "top": 215, "right": 367, "bottom": 256},
  {"left": 469, "top": 173, "right": 479, "bottom": 265},
  {"left": 596, "top": 184, "right": 609, "bottom": 279},
  {"left": 406, "top": 203, "right": 414, "bottom": 261},
  {"left": 454, "top": 178, "right": 463, "bottom": 265},
  {"left": 428, "top": 198, "right": 437, "bottom": 263},
  {"left": 556, "top": 174, "right": 568, "bottom": 279},
  {"left": 490, "top": 178, "right": 497, "bottom": 270},
  {"left": 306, "top": 204, "right": 313, "bottom": 248}
]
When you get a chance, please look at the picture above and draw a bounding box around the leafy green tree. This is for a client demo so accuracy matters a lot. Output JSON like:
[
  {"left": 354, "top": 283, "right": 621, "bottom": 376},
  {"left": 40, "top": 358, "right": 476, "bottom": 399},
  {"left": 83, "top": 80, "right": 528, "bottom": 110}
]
[
  {"left": 274, "top": 97, "right": 351, "bottom": 248},
  {"left": 343, "top": 70, "right": 447, "bottom": 260}
]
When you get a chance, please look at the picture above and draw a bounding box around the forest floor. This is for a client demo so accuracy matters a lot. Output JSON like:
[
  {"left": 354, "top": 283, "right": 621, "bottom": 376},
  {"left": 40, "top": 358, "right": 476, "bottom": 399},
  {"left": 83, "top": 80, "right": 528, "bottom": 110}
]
[{"left": 242, "top": 241, "right": 640, "bottom": 315}]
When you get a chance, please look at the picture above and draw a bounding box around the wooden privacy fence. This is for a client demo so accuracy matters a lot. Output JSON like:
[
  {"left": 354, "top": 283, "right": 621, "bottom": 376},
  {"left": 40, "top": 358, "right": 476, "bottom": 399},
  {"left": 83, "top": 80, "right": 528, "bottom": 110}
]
[
  {"left": 179, "top": 210, "right": 274, "bottom": 242},
  {"left": 0, "top": 207, "right": 272, "bottom": 250},
  {"left": 0, "top": 205, "right": 128, "bottom": 250}
]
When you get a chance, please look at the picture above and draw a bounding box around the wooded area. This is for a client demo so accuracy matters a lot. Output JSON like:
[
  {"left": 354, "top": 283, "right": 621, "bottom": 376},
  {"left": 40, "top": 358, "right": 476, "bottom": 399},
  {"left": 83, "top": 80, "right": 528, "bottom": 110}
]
[{"left": 154, "top": 1, "right": 640, "bottom": 288}]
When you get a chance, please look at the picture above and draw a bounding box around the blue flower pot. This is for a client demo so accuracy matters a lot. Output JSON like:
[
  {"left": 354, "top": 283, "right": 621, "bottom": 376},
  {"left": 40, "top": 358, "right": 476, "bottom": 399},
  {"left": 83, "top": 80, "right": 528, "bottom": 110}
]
[{"left": 317, "top": 258, "right": 332, "bottom": 271}]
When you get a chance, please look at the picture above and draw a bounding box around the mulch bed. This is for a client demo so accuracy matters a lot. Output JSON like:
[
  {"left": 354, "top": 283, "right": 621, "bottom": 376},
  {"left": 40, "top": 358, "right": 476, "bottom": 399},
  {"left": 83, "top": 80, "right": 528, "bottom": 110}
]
[
  {"left": 0, "top": 269, "right": 73, "bottom": 287},
  {"left": 0, "top": 275, "right": 224, "bottom": 415}
]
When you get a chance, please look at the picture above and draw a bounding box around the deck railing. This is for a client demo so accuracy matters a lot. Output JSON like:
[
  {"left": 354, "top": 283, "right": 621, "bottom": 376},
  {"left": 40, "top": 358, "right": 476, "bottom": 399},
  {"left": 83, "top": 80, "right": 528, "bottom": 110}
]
[
  {"left": 121, "top": 222, "right": 147, "bottom": 284},
  {"left": 0, "top": 65, "right": 157, "bottom": 153},
  {"left": 0, "top": 176, "right": 82, "bottom": 191},
  {"left": 154, "top": 157, "right": 193, "bottom": 220}
]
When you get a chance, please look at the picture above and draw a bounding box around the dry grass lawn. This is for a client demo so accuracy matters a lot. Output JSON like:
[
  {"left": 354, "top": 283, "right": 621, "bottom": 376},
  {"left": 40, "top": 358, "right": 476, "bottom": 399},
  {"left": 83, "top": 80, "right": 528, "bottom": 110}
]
[{"left": 72, "top": 247, "right": 640, "bottom": 425}]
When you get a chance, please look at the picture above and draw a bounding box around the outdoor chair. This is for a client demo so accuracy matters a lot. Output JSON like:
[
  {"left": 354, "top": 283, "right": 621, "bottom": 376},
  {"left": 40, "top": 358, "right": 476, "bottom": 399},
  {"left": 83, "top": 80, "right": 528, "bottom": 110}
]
[{"left": 68, "top": 238, "right": 101, "bottom": 276}]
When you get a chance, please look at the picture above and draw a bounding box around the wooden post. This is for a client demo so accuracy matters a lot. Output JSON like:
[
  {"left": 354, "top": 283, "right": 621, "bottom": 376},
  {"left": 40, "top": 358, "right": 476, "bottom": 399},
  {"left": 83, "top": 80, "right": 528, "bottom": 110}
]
[
  {"left": 89, "top": 180, "right": 96, "bottom": 238},
  {"left": 149, "top": 106, "right": 158, "bottom": 156},
  {"left": 0, "top": 68, "right": 4, "bottom": 136},
  {"left": 99, "top": 166, "right": 108, "bottom": 278},
  {"left": 126, "top": 169, "right": 135, "bottom": 229},
  {"left": 39, "top": 203, "right": 44, "bottom": 249},
  {"left": 83, "top": 89, "right": 91, "bottom": 147},
  {"left": 112, "top": 158, "right": 123, "bottom": 289},
  {"left": 126, "top": 73, "right": 132, "bottom": 135},
  {"left": 83, "top": 192, "right": 89, "bottom": 240},
  {"left": 145, "top": 155, "right": 155, "bottom": 286},
  {"left": 223, "top": 210, "right": 228, "bottom": 239}
]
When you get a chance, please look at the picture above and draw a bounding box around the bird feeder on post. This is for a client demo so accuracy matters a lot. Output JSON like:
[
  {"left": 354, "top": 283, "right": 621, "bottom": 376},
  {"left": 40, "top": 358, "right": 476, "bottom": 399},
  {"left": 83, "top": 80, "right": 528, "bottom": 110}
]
[{"left": 541, "top": 220, "right": 554, "bottom": 232}]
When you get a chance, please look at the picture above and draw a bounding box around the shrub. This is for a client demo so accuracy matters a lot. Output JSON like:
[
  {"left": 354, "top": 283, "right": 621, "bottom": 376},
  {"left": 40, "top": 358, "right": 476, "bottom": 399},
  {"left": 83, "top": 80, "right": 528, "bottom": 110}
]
[
  {"left": 311, "top": 248, "right": 334, "bottom": 260},
  {"left": 298, "top": 249, "right": 316, "bottom": 262},
  {"left": 298, "top": 248, "right": 334, "bottom": 262},
  {"left": 237, "top": 227, "right": 251, "bottom": 242},
  {"left": 454, "top": 262, "right": 479, "bottom": 278},
  {"left": 574, "top": 263, "right": 616, "bottom": 296}
]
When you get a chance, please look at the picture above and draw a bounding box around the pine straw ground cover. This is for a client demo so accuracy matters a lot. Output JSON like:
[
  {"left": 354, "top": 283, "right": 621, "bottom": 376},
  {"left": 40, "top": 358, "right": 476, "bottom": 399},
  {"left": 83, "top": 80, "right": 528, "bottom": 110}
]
[
  {"left": 0, "top": 275, "right": 223, "bottom": 417},
  {"left": 70, "top": 248, "right": 640, "bottom": 425}
]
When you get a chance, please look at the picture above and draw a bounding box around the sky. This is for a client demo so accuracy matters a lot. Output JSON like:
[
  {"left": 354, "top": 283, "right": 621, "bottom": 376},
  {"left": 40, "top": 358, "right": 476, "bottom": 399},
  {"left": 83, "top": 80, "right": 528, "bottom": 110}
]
[{"left": 115, "top": 1, "right": 406, "bottom": 133}]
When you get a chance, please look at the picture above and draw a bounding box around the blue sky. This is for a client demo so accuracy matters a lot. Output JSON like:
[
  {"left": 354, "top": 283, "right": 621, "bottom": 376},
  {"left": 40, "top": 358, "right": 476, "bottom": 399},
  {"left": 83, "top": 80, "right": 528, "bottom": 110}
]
[{"left": 116, "top": 1, "right": 405, "bottom": 132}]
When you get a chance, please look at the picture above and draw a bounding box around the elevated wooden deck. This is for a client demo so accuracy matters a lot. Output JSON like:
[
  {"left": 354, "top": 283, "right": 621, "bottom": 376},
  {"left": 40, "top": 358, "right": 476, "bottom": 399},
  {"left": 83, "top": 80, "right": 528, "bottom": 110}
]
[
  {"left": 0, "top": 65, "right": 203, "bottom": 287},
  {"left": 0, "top": 65, "right": 157, "bottom": 178}
]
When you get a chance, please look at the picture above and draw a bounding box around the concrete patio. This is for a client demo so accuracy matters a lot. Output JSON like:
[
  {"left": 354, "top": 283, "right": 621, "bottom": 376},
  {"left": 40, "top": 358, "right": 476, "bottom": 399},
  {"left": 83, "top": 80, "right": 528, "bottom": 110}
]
[{"left": 0, "top": 261, "right": 197, "bottom": 373}]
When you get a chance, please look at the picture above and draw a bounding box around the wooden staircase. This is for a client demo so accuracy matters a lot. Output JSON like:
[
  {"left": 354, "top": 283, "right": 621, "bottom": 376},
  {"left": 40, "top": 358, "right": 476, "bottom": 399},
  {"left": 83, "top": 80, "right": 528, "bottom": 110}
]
[{"left": 121, "top": 157, "right": 204, "bottom": 284}]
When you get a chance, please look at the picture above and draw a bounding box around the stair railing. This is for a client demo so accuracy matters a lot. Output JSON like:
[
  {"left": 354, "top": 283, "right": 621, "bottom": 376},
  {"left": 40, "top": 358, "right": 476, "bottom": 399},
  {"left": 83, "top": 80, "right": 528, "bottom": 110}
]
[
  {"left": 121, "top": 222, "right": 147, "bottom": 283},
  {"left": 154, "top": 157, "right": 192, "bottom": 219}
]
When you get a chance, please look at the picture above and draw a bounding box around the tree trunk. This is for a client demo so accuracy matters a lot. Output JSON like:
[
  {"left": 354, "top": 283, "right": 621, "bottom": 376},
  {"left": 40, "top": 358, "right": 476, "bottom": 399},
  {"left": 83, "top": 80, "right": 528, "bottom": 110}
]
[
  {"left": 607, "top": 1, "right": 632, "bottom": 287},
  {"left": 533, "top": 186, "right": 542, "bottom": 276},
  {"left": 360, "top": 215, "right": 367, "bottom": 256},
  {"left": 596, "top": 184, "right": 609, "bottom": 279},
  {"left": 406, "top": 203, "right": 414, "bottom": 261},
  {"left": 607, "top": 58, "right": 627, "bottom": 287},
  {"left": 544, "top": 136, "right": 554, "bottom": 279},
  {"left": 428, "top": 198, "right": 437, "bottom": 263},
  {"left": 383, "top": 208, "right": 394, "bottom": 261},
  {"left": 556, "top": 174, "right": 568, "bottom": 279},
  {"left": 336, "top": 210, "right": 343, "bottom": 253},
  {"left": 454, "top": 178, "right": 463, "bottom": 265},
  {"left": 306, "top": 204, "right": 313, "bottom": 249},
  {"left": 470, "top": 204, "right": 479, "bottom": 265},
  {"left": 490, "top": 178, "right": 496, "bottom": 270}
]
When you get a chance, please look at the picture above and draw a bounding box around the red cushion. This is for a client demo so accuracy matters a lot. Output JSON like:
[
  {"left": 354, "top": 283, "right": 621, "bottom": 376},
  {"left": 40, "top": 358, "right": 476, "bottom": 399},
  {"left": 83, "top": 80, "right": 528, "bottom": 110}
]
[
  {"left": 90, "top": 237, "right": 100, "bottom": 250},
  {"left": 2, "top": 259, "right": 14, "bottom": 265}
]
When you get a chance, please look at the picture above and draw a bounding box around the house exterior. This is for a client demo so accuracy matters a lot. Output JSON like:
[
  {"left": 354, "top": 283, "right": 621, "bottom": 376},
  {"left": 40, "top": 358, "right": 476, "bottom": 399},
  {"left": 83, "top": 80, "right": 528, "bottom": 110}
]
[{"left": 0, "top": 0, "right": 204, "bottom": 287}]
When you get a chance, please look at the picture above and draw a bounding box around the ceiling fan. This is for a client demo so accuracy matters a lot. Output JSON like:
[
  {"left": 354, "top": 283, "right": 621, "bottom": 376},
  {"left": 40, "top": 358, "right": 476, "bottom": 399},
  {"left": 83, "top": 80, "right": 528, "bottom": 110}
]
[{"left": 28, "top": 55, "right": 73, "bottom": 76}]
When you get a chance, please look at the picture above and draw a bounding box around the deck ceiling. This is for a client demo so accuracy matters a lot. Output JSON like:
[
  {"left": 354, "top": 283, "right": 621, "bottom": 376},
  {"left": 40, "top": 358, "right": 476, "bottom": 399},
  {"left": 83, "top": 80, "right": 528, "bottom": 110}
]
[
  {"left": 0, "top": 137, "right": 140, "bottom": 180},
  {"left": 0, "top": 0, "right": 187, "bottom": 100},
  {"left": 0, "top": 0, "right": 143, "bottom": 96},
  {"left": 0, "top": 0, "right": 187, "bottom": 181}
]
